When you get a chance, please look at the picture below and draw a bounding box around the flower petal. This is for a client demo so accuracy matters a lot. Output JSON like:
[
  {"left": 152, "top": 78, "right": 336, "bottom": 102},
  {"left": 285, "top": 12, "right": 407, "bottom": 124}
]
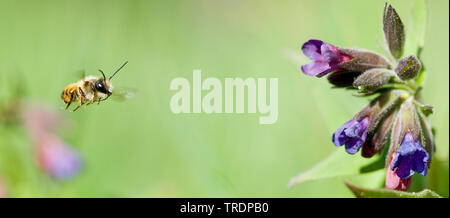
[
  {"left": 301, "top": 60, "right": 331, "bottom": 77},
  {"left": 413, "top": 149, "right": 428, "bottom": 176},
  {"left": 332, "top": 119, "right": 357, "bottom": 146},
  {"left": 385, "top": 160, "right": 412, "bottom": 191},
  {"left": 391, "top": 131, "right": 429, "bottom": 178},
  {"left": 394, "top": 155, "right": 415, "bottom": 179},
  {"left": 321, "top": 43, "right": 341, "bottom": 65},
  {"left": 302, "top": 39, "right": 323, "bottom": 60},
  {"left": 345, "top": 137, "right": 363, "bottom": 154}
]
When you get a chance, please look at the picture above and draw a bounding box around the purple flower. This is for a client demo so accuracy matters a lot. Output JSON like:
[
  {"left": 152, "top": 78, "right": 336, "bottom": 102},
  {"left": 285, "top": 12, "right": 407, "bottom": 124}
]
[
  {"left": 332, "top": 117, "right": 370, "bottom": 154},
  {"left": 301, "top": 39, "right": 352, "bottom": 77},
  {"left": 390, "top": 131, "right": 429, "bottom": 179},
  {"left": 36, "top": 135, "right": 82, "bottom": 180}
]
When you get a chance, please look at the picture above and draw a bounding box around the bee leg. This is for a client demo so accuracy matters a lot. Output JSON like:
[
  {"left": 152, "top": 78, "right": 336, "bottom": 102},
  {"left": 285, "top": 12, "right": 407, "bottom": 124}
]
[
  {"left": 64, "top": 102, "right": 71, "bottom": 110},
  {"left": 77, "top": 87, "right": 89, "bottom": 109},
  {"left": 64, "top": 92, "right": 75, "bottom": 110},
  {"left": 71, "top": 105, "right": 80, "bottom": 112},
  {"left": 84, "top": 98, "right": 89, "bottom": 108},
  {"left": 82, "top": 98, "right": 88, "bottom": 108},
  {"left": 85, "top": 98, "right": 93, "bottom": 108},
  {"left": 71, "top": 88, "right": 86, "bottom": 112},
  {"left": 71, "top": 102, "right": 84, "bottom": 112},
  {"left": 79, "top": 87, "right": 86, "bottom": 98}
]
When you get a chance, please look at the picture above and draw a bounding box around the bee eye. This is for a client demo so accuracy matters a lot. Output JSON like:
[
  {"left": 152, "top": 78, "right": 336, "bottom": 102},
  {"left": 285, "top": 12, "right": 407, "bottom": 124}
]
[{"left": 95, "top": 80, "right": 107, "bottom": 93}]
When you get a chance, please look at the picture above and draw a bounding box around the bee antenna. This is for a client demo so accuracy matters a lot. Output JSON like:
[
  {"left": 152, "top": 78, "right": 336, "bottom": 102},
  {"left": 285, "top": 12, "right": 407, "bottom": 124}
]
[
  {"left": 109, "top": 61, "right": 128, "bottom": 80},
  {"left": 99, "top": 69, "right": 106, "bottom": 80}
]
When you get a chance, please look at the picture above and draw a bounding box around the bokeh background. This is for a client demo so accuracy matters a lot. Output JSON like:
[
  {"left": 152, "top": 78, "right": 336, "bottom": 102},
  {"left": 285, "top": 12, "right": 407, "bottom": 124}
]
[{"left": 0, "top": 0, "right": 448, "bottom": 197}]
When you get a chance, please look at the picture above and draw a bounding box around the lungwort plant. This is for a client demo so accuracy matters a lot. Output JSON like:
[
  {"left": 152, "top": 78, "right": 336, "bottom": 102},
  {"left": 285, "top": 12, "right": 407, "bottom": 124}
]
[{"left": 289, "top": 2, "right": 443, "bottom": 197}]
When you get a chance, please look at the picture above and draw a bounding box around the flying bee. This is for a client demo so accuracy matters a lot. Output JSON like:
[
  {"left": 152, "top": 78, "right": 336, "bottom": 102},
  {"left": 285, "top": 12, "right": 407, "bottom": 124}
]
[{"left": 61, "top": 61, "right": 133, "bottom": 112}]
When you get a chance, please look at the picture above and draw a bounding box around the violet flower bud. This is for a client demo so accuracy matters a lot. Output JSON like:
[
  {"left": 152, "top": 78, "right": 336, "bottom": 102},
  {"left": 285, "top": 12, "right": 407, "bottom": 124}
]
[
  {"left": 301, "top": 39, "right": 352, "bottom": 77},
  {"left": 333, "top": 90, "right": 404, "bottom": 156},
  {"left": 390, "top": 131, "right": 429, "bottom": 179},
  {"left": 332, "top": 117, "right": 370, "bottom": 154}
]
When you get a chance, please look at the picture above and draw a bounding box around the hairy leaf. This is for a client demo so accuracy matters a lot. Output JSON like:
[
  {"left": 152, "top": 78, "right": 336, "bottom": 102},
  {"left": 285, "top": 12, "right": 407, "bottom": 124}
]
[
  {"left": 288, "top": 150, "right": 380, "bottom": 188},
  {"left": 383, "top": 3, "right": 405, "bottom": 59},
  {"left": 345, "top": 182, "right": 442, "bottom": 198}
]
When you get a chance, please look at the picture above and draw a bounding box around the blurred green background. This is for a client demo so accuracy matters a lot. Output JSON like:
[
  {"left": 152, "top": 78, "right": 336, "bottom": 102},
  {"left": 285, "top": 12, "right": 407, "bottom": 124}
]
[{"left": 0, "top": 0, "right": 448, "bottom": 197}]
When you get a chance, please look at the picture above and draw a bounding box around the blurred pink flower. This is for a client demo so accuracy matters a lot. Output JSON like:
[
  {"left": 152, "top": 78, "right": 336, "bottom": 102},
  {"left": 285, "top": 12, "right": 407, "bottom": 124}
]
[
  {"left": 36, "top": 134, "right": 82, "bottom": 180},
  {"left": 20, "top": 102, "right": 82, "bottom": 180},
  {"left": 20, "top": 103, "right": 66, "bottom": 142},
  {"left": 0, "top": 177, "right": 7, "bottom": 198}
]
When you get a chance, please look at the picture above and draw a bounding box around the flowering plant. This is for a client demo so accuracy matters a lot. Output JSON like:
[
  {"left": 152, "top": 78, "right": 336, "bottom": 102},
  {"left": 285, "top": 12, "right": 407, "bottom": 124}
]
[
  {"left": 289, "top": 2, "right": 443, "bottom": 197},
  {"left": 0, "top": 86, "right": 82, "bottom": 197}
]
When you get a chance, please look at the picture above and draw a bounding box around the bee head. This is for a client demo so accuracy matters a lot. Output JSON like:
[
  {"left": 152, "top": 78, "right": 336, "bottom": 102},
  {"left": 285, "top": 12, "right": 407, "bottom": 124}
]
[
  {"left": 95, "top": 79, "right": 112, "bottom": 95},
  {"left": 96, "top": 61, "right": 127, "bottom": 96}
]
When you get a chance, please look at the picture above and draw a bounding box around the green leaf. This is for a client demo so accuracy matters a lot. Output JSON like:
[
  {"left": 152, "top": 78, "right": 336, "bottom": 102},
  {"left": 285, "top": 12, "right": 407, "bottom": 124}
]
[
  {"left": 345, "top": 182, "right": 442, "bottom": 198},
  {"left": 288, "top": 150, "right": 382, "bottom": 188},
  {"left": 345, "top": 169, "right": 386, "bottom": 190},
  {"left": 428, "top": 158, "right": 449, "bottom": 197}
]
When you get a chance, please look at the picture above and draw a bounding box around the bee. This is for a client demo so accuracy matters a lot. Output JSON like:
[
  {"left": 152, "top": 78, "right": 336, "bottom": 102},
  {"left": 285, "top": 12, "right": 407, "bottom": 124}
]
[{"left": 61, "top": 61, "right": 131, "bottom": 112}]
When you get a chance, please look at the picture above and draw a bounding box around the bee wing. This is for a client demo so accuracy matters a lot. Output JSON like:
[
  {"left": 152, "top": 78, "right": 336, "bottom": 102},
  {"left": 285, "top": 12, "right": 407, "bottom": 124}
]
[
  {"left": 73, "top": 70, "right": 86, "bottom": 79},
  {"left": 111, "top": 87, "right": 137, "bottom": 102}
]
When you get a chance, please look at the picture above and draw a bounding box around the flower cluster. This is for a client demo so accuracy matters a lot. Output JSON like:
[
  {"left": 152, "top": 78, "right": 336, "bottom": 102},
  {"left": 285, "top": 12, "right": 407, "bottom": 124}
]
[{"left": 301, "top": 4, "right": 434, "bottom": 191}]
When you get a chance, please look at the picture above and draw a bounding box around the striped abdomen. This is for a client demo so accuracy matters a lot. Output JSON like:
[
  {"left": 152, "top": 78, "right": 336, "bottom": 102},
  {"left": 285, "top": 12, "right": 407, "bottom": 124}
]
[{"left": 61, "top": 83, "right": 80, "bottom": 104}]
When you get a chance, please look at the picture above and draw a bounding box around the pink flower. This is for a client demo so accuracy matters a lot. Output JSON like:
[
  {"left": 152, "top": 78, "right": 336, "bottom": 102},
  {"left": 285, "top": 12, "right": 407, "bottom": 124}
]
[
  {"left": 385, "top": 152, "right": 412, "bottom": 191},
  {"left": 20, "top": 103, "right": 65, "bottom": 141},
  {"left": 20, "top": 103, "right": 82, "bottom": 180}
]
